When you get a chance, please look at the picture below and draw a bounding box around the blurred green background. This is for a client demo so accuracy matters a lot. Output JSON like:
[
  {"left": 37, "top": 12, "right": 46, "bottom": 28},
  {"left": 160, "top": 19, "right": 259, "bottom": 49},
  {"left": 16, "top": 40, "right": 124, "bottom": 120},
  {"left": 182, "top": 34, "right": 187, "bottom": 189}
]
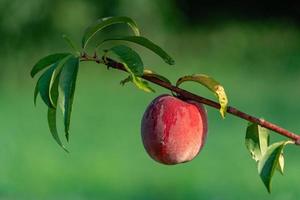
[{"left": 1, "top": 0, "right": 300, "bottom": 199}]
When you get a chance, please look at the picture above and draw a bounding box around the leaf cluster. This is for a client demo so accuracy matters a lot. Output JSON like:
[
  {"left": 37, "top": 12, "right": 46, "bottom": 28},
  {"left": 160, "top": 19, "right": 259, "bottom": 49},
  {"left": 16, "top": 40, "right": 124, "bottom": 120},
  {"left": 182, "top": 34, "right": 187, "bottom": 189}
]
[{"left": 245, "top": 123, "right": 294, "bottom": 192}]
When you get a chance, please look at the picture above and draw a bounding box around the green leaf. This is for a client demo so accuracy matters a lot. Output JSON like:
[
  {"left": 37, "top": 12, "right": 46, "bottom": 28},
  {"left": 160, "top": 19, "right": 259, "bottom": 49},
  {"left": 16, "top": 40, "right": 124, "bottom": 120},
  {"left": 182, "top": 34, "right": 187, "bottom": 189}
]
[
  {"left": 31, "top": 53, "right": 70, "bottom": 78},
  {"left": 49, "top": 55, "right": 73, "bottom": 107},
  {"left": 258, "top": 141, "right": 293, "bottom": 193},
  {"left": 107, "top": 45, "right": 153, "bottom": 92},
  {"left": 122, "top": 63, "right": 155, "bottom": 93},
  {"left": 133, "top": 76, "right": 155, "bottom": 93},
  {"left": 97, "top": 36, "right": 175, "bottom": 65},
  {"left": 245, "top": 123, "right": 269, "bottom": 161},
  {"left": 58, "top": 56, "right": 79, "bottom": 141},
  {"left": 62, "top": 34, "right": 80, "bottom": 55},
  {"left": 33, "top": 83, "right": 39, "bottom": 106},
  {"left": 120, "top": 76, "right": 132, "bottom": 86},
  {"left": 36, "top": 64, "right": 57, "bottom": 108},
  {"left": 277, "top": 153, "right": 284, "bottom": 175},
  {"left": 49, "top": 69, "right": 61, "bottom": 108},
  {"left": 48, "top": 108, "right": 68, "bottom": 152},
  {"left": 143, "top": 69, "right": 172, "bottom": 84},
  {"left": 109, "top": 45, "right": 144, "bottom": 76},
  {"left": 176, "top": 74, "right": 228, "bottom": 118},
  {"left": 82, "top": 16, "right": 140, "bottom": 49}
]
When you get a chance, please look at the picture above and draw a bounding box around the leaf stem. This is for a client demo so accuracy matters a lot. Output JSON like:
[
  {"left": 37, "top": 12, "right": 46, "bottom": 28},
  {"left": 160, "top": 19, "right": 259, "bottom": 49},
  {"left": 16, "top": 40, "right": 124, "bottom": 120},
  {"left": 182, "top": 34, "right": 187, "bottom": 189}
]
[{"left": 80, "top": 54, "right": 300, "bottom": 145}]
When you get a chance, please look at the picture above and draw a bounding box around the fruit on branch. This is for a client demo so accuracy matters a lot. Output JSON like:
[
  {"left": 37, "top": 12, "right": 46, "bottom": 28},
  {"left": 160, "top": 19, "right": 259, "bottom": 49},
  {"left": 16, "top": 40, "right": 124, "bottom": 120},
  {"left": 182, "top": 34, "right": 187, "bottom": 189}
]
[
  {"left": 141, "top": 94, "right": 208, "bottom": 165},
  {"left": 30, "top": 15, "right": 300, "bottom": 193}
]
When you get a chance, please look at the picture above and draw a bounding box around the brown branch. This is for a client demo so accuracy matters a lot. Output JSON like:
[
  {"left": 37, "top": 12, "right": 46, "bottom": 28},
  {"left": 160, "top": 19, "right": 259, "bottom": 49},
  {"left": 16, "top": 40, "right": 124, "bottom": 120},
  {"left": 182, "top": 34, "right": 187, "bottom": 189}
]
[{"left": 80, "top": 55, "right": 300, "bottom": 145}]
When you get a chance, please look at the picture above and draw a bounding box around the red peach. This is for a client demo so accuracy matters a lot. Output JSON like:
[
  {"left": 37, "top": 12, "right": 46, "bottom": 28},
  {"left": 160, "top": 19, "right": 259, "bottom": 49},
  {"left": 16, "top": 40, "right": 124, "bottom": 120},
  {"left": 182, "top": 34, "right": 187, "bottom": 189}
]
[{"left": 141, "top": 94, "right": 208, "bottom": 165}]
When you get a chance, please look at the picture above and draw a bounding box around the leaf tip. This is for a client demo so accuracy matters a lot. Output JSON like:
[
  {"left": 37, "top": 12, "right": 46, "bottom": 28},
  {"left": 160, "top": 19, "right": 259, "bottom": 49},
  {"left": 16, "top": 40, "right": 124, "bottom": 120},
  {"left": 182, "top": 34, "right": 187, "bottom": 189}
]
[
  {"left": 260, "top": 176, "right": 272, "bottom": 194},
  {"left": 168, "top": 58, "right": 175, "bottom": 65},
  {"left": 65, "top": 131, "right": 69, "bottom": 142},
  {"left": 30, "top": 71, "right": 35, "bottom": 78},
  {"left": 63, "top": 146, "right": 70, "bottom": 153},
  {"left": 220, "top": 109, "right": 226, "bottom": 119},
  {"left": 266, "top": 182, "right": 272, "bottom": 194}
]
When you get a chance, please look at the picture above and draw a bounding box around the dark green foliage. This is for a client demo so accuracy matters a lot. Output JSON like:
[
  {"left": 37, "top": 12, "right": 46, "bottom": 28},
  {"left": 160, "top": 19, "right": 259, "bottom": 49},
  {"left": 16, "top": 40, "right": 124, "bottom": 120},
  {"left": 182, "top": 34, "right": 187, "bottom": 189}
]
[
  {"left": 35, "top": 64, "right": 57, "bottom": 108},
  {"left": 109, "top": 45, "right": 144, "bottom": 76},
  {"left": 32, "top": 55, "right": 79, "bottom": 149},
  {"left": 245, "top": 123, "right": 293, "bottom": 193},
  {"left": 99, "top": 36, "right": 175, "bottom": 65},
  {"left": 31, "top": 53, "right": 70, "bottom": 78},
  {"left": 32, "top": 16, "right": 173, "bottom": 149},
  {"left": 82, "top": 16, "right": 140, "bottom": 49},
  {"left": 258, "top": 141, "right": 292, "bottom": 193},
  {"left": 58, "top": 56, "right": 79, "bottom": 141},
  {"left": 48, "top": 108, "right": 68, "bottom": 152}
]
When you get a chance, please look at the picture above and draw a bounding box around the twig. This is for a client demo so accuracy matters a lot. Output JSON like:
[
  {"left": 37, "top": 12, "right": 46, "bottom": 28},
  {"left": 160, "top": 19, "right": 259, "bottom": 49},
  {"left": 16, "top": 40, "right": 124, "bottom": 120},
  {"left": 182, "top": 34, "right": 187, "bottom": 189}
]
[{"left": 80, "top": 55, "right": 300, "bottom": 145}]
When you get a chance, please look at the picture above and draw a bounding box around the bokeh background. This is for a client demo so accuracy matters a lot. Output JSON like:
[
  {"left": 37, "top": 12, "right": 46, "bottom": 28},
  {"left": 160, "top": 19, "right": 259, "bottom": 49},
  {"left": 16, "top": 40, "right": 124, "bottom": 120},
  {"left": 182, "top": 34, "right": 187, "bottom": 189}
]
[{"left": 1, "top": 0, "right": 300, "bottom": 199}]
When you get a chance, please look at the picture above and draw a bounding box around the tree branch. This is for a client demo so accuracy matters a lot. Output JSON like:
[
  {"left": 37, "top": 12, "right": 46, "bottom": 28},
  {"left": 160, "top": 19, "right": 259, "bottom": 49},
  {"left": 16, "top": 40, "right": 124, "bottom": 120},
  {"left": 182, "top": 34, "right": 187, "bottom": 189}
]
[{"left": 80, "top": 55, "right": 300, "bottom": 145}]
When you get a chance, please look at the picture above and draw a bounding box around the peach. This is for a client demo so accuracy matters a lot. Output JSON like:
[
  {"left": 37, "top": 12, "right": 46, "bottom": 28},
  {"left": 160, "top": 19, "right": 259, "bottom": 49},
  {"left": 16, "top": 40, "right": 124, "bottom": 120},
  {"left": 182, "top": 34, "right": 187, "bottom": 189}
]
[{"left": 141, "top": 94, "right": 208, "bottom": 165}]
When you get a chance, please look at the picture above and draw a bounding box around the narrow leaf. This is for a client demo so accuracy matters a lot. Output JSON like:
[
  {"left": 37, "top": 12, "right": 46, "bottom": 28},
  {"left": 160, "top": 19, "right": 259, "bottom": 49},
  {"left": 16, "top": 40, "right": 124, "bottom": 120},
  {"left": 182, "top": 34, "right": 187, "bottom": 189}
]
[
  {"left": 36, "top": 64, "right": 57, "bottom": 108},
  {"left": 31, "top": 53, "right": 70, "bottom": 78},
  {"left": 277, "top": 153, "right": 285, "bottom": 175},
  {"left": 258, "top": 141, "right": 293, "bottom": 193},
  {"left": 143, "top": 69, "right": 172, "bottom": 84},
  {"left": 49, "top": 55, "right": 73, "bottom": 107},
  {"left": 58, "top": 56, "right": 79, "bottom": 141},
  {"left": 123, "top": 63, "right": 155, "bottom": 93},
  {"left": 48, "top": 108, "right": 68, "bottom": 152},
  {"left": 62, "top": 34, "right": 80, "bottom": 55},
  {"left": 82, "top": 16, "right": 140, "bottom": 49},
  {"left": 245, "top": 123, "right": 269, "bottom": 161},
  {"left": 132, "top": 76, "right": 155, "bottom": 93},
  {"left": 49, "top": 70, "right": 61, "bottom": 108},
  {"left": 33, "top": 83, "right": 39, "bottom": 106},
  {"left": 176, "top": 74, "right": 228, "bottom": 118},
  {"left": 109, "top": 45, "right": 144, "bottom": 76},
  {"left": 98, "top": 36, "right": 175, "bottom": 65}
]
